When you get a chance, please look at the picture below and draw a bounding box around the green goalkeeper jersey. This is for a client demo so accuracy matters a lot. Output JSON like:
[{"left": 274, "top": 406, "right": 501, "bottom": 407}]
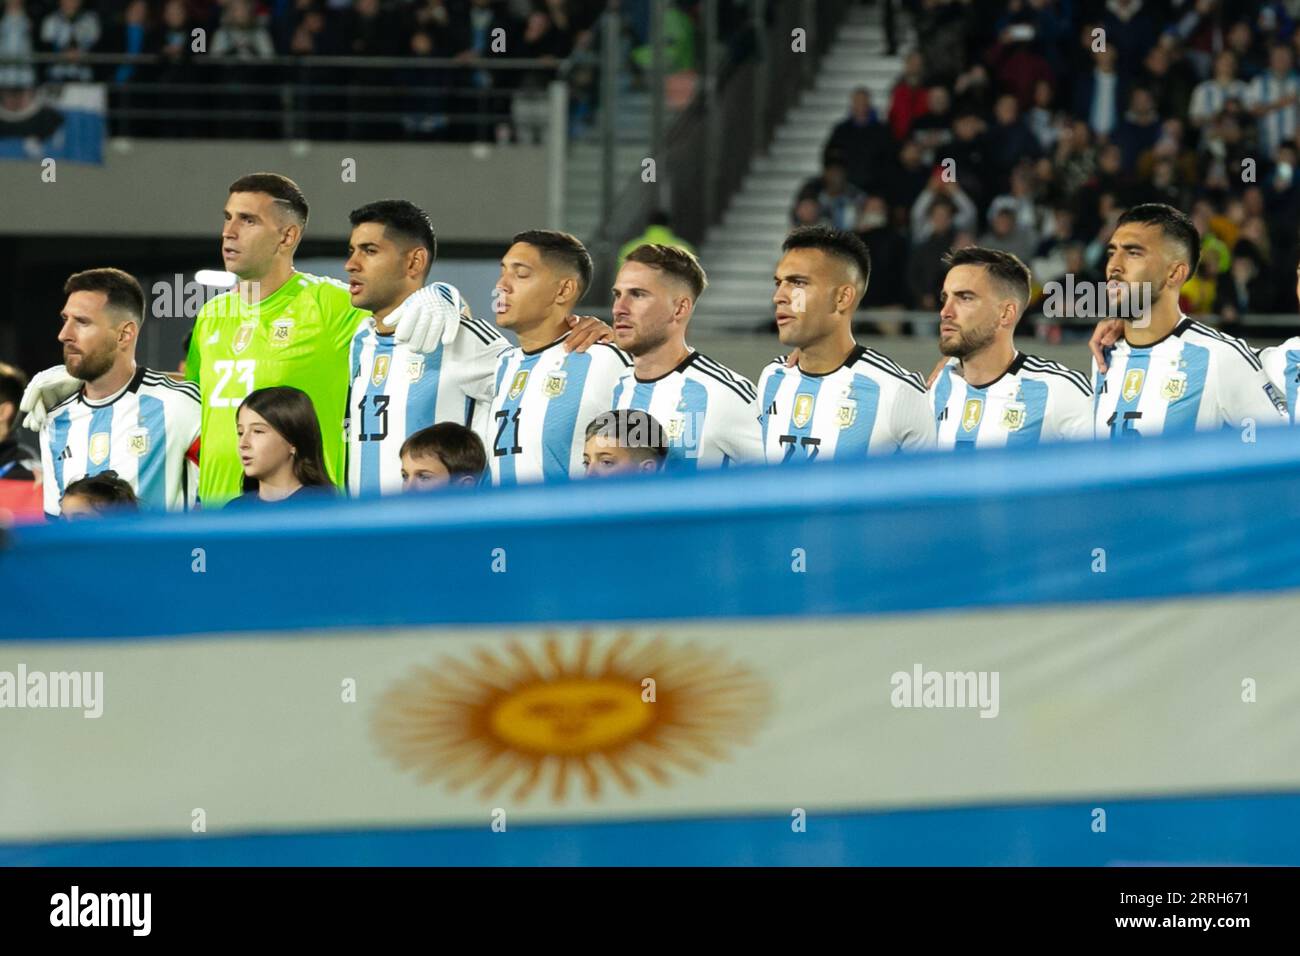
[{"left": 186, "top": 272, "right": 366, "bottom": 507}]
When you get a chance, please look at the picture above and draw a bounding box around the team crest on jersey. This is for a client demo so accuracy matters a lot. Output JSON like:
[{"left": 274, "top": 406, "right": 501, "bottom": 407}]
[
  {"left": 666, "top": 415, "right": 686, "bottom": 440},
  {"left": 270, "top": 318, "right": 294, "bottom": 347},
  {"left": 1161, "top": 371, "right": 1187, "bottom": 401},
  {"left": 543, "top": 370, "right": 568, "bottom": 398},
  {"left": 961, "top": 398, "right": 984, "bottom": 432},
  {"left": 836, "top": 399, "right": 857, "bottom": 429},
  {"left": 509, "top": 370, "right": 529, "bottom": 400},
  {"left": 371, "top": 354, "right": 391, "bottom": 386},
  {"left": 407, "top": 355, "right": 425, "bottom": 382},
  {"left": 232, "top": 323, "right": 257, "bottom": 355},
  {"left": 792, "top": 393, "right": 815, "bottom": 428},
  {"left": 1001, "top": 401, "right": 1026, "bottom": 431},
  {"left": 1122, "top": 368, "right": 1145, "bottom": 402},
  {"left": 88, "top": 432, "right": 111, "bottom": 466},
  {"left": 126, "top": 427, "right": 150, "bottom": 457}
]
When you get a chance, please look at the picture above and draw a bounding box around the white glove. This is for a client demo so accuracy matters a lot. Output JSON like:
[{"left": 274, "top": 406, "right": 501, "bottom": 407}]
[
  {"left": 392, "top": 282, "right": 465, "bottom": 354},
  {"left": 19, "top": 365, "right": 81, "bottom": 432}
]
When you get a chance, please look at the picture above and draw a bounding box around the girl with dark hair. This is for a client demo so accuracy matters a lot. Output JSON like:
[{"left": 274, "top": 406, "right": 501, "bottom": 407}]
[
  {"left": 225, "top": 386, "right": 334, "bottom": 507},
  {"left": 61, "top": 470, "right": 139, "bottom": 519}
]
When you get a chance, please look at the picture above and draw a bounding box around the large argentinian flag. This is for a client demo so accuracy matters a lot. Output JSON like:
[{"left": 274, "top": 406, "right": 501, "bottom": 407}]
[{"left": 3, "top": 428, "right": 1299, "bottom": 865}]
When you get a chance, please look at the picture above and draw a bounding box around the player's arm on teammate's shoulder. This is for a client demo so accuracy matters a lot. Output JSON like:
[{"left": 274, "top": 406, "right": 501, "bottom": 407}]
[
  {"left": 925, "top": 356, "right": 952, "bottom": 388},
  {"left": 1056, "top": 379, "right": 1098, "bottom": 441},
  {"left": 1221, "top": 349, "right": 1289, "bottom": 427},
  {"left": 1087, "top": 319, "right": 1125, "bottom": 373},
  {"left": 722, "top": 384, "right": 765, "bottom": 463},
  {"left": 896, "top": 381, "right": 938, "bottom": 450},
  {"left": 390, "top": 281, "right": 467, "bottom": 353},
  {"left": 563, "top": 314, "right": 614, "bottom": 352}
]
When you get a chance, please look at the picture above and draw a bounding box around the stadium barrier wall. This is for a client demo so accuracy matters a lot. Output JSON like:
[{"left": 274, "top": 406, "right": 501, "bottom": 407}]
[
  {"left": 0, "top": 141, "right": 547, "bottom": 242},
  {"left": 3, "top": 428, "right": 1300, "bottom": 865}
]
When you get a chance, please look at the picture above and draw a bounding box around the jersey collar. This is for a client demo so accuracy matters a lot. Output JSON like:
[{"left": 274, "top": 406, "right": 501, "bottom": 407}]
[
  {"left": 79, "top": 366, "right": 148, "bottom": 408},
  {"left": 960, "top": 351, "right": 1025, "bottom": 390},
  {"left": 633, "top": 349, "right": 696, "bottom": 383},
  {"left": 520, "top": 331, "right": 571, "bottom": 357},
  {"left": 1122, "top": 315, "right": 1193, "bottom": 350},
  {"left": 796, "top": 343, "right": 866, "bottom": 378}
]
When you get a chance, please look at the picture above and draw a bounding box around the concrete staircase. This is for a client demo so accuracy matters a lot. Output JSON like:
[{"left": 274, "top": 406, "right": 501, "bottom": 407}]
[
  {"left": 696, "top": 4, "right": 902, "bottom": 326},
  {"left": 564, "top": 89, "right": 656, "bottom": 245}
]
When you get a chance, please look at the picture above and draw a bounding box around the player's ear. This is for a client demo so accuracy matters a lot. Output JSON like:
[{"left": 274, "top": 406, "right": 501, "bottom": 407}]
[
  {"left": 409, "top": 245, "right": 429, "bottom": 280},
  {"left": 674, "top": 294, "right": 692, "bottom": 323},
  {"left": 1000, "top": 300, "right": 1017, "bottom": 328},
  {"left": 836, "top": 283, "right": 854, "bottom": 313},
  {"left": 554, "top": 275, "right": 577, "bottom": 307},
  {"left": 280, "top": 222, "right": 301, "bottom": 254}
]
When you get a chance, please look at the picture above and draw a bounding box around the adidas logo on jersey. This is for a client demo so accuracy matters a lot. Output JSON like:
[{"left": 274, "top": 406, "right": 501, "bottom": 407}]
[{"left": 765, "top": 401, "right": 777, "bottom": 417}]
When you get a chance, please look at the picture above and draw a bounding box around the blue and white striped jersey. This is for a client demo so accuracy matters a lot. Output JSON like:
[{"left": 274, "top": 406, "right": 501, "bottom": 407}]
[
  {"left": 931, "top": 352, "right": 1093, "bottom": 450},
  {"left": 346, "top": 289, "right": 507, "bottom": 496},
  {"left": 39, "top": 367, "right": 201, "bottom": 516},
  {"left": 609, "top": 350, "right": 762, "bottom": 469},
  {"left": 1259, "top": 336, "right": 1300, "bottom": 424},
  {"left": 488, "top": 335, "right": 633, "bottom": 485},
  {"left": 755, "top": 344, "right": 935, "bottom": 462},
  {"left": 1092, "top": 317, "right": 1288, "bottom": 439}
]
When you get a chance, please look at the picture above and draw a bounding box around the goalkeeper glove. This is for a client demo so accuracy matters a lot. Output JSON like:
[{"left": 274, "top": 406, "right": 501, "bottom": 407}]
[
  {"left": 19, "top": 365, "right": 81, "bottom": 432},
  {"left": 392, "top": 282, "right": 465, "bottom": 354}
]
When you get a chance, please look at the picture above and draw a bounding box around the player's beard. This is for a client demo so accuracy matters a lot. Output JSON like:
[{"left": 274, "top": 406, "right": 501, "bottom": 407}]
[
  {"left": 938, "top": 320, "right": 998, "bottom": 359},
  {"left": 1106, "top": 278, "right": 1152, "bottom": 320},
  {"left": 65, "top": 340, "right": 116, "bottom": 382},
  {"left": 622, "top": 320, "right": 672, "bottom": 357}
]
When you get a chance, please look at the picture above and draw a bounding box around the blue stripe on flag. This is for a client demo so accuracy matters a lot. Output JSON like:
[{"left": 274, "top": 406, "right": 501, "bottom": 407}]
[{"left": 3, "top": 790, "right": 1297, "bottom": 866}]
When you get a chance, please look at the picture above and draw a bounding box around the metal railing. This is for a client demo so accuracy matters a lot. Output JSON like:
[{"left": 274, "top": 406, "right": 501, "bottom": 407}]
[{"left": 0, "top": 50, "right": 575, "bottom": 140}]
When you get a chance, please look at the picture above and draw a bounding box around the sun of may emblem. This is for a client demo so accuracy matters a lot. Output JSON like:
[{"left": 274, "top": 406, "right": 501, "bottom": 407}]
[{"left": 372, "top": 631, "right": 771, "bottom": 802}]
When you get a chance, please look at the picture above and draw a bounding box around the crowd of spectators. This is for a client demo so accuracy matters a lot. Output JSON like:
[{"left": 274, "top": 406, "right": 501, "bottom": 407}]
[{"left": 793, "top": 0, "right": 1300, "bottom": 336}]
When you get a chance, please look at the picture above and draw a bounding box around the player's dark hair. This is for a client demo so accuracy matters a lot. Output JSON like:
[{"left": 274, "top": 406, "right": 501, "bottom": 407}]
[
  {"left": 238, "top": 386, "right": 330, "bottom": 489},
  {"left": 228, "top": 172, "right": 309, "bottom": 226},
  {"left": 623, "top": 243, "right": 708, "bottom": 300},
  {"left": 0, "top": 361, "right": 28, "bottom": 420},
  {"left": 585, "top": 409, "right": 669, "bottom": 462},
  {"left": 942, "top": 246, "right": 1032, "bottom": 308},
  {"left": 782, "top": 225, "right": 873, "bottom": 297},
  {"left": 399, "top": 422, "right": 487, "bottom": 481},
  {"left": 64, "top": 268, "right": 146, "bottom": 328},
  {"left": 349, "top": 199, "right": 437, "bottom": 280},
  {"left": 62, "top": 470, "right": 139, "bottom": 511},
  {"left": 513, "top": 229, "right": 593, "bottom": 302},
  {"left": 1116, "top": 202, "right": 1201, "bottom": 275}
]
